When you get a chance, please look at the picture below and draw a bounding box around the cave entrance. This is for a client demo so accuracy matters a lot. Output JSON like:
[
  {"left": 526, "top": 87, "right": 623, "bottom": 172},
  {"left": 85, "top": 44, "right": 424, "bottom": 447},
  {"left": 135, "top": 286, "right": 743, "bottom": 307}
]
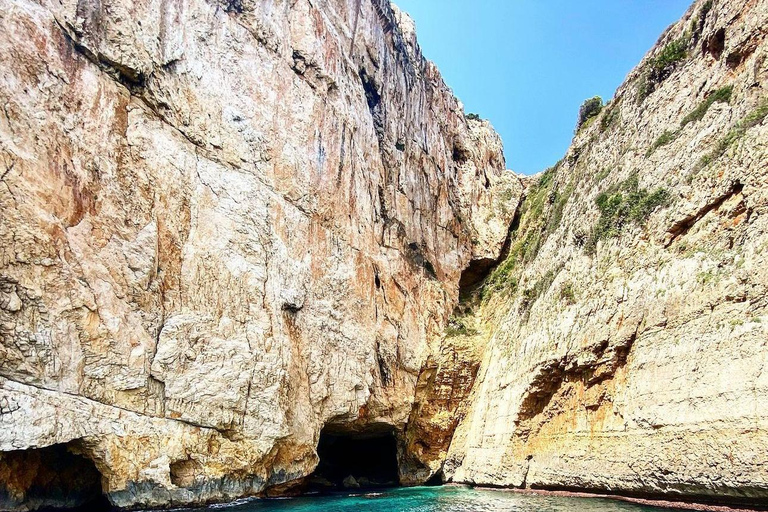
[
  {"left": 0, "top": 442, "right": 110, "bottom": 512},
  {"left": 308, "top": 425, "right": 400, "bottom": 491}
]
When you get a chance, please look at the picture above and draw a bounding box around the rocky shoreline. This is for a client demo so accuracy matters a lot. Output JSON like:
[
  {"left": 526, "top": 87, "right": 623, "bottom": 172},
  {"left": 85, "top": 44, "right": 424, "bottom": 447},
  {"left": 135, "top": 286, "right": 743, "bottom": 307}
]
[{"left": 482, "top": 487, "right": 768, "bottom": 512}]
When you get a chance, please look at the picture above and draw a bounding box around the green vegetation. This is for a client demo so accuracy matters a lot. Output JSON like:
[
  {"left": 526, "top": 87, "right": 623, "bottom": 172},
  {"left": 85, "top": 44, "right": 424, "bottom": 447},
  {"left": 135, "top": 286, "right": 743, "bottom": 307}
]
[
  {"left": 546, "top": 183, "right": 575, "bottom": 236},
  {"left": 650, "top": 35, "right": 689, "bottom": 73},
  {"left": 519, "top": 269, "right": 558, "bottom": 318},
  {"left": 585, "top": 173, "right": 670, "bottom": 254},
  {"left": 537, "top": 163, "right": 557, "bottom": 189},
  {"left": 637, "top": 34, "right": 691, "bottom": 104},
  {"left": 697, "top": 269, "right": 717, "bottom": 285},
  {"left": 646, "top": 130, "right": 679, "bottom": 156},
  {"left": 576, "top": 96, "right": 604, "bottom": 132},
  {"left": 445, "top": 317, "right": 479, "bottom": 337},
  {"left": 465, "top": 113, "right": 481, "bottom": 121},
  {"left": 484, "top": 223, "right": 546, "bottom": 295},
  {"left": 732, "top": 98, "right": 768, "bottom": 130},
  {"left": 697, "top": 99, "right": 768, "bottom": 169},
  {"left": 483, "top": 162, "right": 572, "bottom": 299},
  {"left": 484, "top": 257, "right": 518, "bottom": 298},
  {"left": 689, "top": 0, "right": 713, "bottom": 39},
  {"left": 600, "top": 104, "right": 620, "bottom": 132},
  {"left": 636, "top": 73, "right": 654, "bottom": 105},
  {"left": 560, "top": 282, "right": 576, "bottom": 304},
  {"left": 646, "top": 85, "right": 735, "bottom": 157},
  {"left": 595, "top": 167, "right": 611, "bottom": 183},
  {"left": 681, "top": 85, "right": 733, "bottom": 127}
]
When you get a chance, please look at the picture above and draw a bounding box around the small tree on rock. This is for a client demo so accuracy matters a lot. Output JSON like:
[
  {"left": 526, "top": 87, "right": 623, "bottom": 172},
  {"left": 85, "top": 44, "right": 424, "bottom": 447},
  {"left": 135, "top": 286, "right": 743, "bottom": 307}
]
[{"left": 576, "top": 96, "right": 604, "bottom": 132}]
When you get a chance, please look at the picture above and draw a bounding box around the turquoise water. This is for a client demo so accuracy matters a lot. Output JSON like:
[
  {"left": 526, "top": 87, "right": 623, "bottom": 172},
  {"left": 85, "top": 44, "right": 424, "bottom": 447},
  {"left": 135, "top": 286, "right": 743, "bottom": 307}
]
[{"left": 194, "top": 486, "right": 676, "bottom": 512}]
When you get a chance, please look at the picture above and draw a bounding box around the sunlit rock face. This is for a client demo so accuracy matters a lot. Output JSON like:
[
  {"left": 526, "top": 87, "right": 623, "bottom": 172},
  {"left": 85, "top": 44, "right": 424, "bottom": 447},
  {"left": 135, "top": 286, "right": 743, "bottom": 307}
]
[
  {"left": 4, "top": 0, "right": 768, "bottom": 508},
  {"left": 0, "top": 0, "right": 519, "bottom": 508},
  {"left": 438, "top": 0, "right": 768, "bottom": 506}
]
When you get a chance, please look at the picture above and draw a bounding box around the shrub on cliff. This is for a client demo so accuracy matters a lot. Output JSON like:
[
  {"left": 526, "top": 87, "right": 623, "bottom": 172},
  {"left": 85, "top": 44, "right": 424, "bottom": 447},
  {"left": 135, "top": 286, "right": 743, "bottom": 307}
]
[
  {"left": 600, "top": 103, "right": 620, "bottom": 132},
  {"left": 576, "top": 96, "right": 604, "bottom": 132},
  {"left": 651, "top": 36, "right": 689, "bottom": 73},
  {"left": 637, "top": 34, "right": 691, "bottom": 104},
  {"left": 586, "top": 173, "right": 670, "bottom": 254}
]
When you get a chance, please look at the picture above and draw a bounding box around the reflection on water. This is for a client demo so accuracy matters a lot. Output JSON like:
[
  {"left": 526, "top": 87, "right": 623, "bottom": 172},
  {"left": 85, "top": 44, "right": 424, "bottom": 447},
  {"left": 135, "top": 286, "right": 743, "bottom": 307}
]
[{"left": 175, "top": 486, "right": 678, "bottom": 512}]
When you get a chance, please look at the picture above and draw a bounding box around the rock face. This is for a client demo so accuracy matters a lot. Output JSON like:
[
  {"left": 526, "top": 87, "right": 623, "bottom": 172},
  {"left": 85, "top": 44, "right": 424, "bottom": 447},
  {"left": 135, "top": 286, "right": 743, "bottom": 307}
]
[
  {"left": 440, "top": 0, "right": 768, "bottom": 506},
  {"left": 0, "top": 0, "right": 519, "bottom": 508},
  {"left": 2, "top": 0, "right": 768, "bottom": 509}
]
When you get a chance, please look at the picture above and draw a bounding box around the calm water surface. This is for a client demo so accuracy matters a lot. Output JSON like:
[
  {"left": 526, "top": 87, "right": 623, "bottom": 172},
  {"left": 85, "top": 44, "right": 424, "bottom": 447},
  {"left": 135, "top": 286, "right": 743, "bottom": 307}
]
[{"left": 180, "top": 486, "right": 677, "bottom": 512}]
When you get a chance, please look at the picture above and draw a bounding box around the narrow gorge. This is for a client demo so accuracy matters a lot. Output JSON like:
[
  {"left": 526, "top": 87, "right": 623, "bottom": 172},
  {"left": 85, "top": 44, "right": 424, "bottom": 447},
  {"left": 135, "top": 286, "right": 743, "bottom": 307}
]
[{"left": 0, "top": 0, "right": 766, "bottom": 510}]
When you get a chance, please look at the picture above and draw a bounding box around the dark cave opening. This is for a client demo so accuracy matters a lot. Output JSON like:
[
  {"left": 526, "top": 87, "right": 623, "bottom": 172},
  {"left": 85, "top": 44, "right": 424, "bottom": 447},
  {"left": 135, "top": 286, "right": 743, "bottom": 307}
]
[
  {"left": 0, "top": 442, "right": 110, "bottom": 512},
  {"left": 307, "top": 426, "right": 400, "bottom": 491},
  {"left": 424, "top": 470, "right": 444, "bottom": 486}
]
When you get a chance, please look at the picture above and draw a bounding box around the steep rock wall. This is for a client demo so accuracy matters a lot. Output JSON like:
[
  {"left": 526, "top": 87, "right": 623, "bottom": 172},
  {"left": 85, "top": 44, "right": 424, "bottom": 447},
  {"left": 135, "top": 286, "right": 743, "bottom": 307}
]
[
  {"left": 443, "top": 0, "right": 768, "bottom": 506},
  {"left": 0, "top": 0, "right": 520, "bottom": 508}
]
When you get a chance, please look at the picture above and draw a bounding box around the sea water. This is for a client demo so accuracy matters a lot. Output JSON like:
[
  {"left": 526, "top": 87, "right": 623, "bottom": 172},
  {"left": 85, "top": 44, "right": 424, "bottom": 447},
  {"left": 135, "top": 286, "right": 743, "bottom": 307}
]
[{"left": 186, "top": 486, "right": 677, "bottom": 512}]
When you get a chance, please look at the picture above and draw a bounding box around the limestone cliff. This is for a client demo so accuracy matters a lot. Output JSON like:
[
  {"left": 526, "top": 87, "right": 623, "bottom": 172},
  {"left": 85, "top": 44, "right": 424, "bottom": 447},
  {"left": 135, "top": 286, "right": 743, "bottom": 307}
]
[
  {"left": 3, "top": 0, "right": 768, "bottom": 509},
  {"left": 436, "top": 0, "right": 768, "bottom": 507},
  {"left": 0, "top": 0, "right": 519, "bottom": 508}
]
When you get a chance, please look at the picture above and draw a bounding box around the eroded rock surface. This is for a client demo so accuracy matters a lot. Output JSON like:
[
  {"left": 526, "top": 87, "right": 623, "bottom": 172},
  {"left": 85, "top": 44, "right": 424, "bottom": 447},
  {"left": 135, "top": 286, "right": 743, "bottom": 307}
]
[
  {"left": 3, "top": 0, "right": 768, "bottom": 508},
  {"left": 441, "top": 0, "right": 768, "bottom": 506},
  {"left": 0, "top": 0, "right": 519, "bottom": 508}
]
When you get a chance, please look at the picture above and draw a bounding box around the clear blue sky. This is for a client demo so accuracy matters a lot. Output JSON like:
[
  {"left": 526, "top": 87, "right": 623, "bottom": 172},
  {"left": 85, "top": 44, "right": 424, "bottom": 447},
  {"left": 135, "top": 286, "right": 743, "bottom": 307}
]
[{"left": 395, "top": 0, "right": 692, "bottom": 175}]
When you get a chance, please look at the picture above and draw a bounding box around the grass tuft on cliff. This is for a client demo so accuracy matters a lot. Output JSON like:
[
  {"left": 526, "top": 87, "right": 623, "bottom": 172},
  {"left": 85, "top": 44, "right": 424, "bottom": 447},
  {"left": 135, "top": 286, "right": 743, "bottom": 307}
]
[
  {"left": 697, "top": 99, "right": 768, "bottom": 169},
  {"left": 600, "top": 103, "right": 620, "bottom": 132},
  {"left": 646, "top": 130, "right": 680, "bottom": 157},
  {"left": 681, "top": 85, "right": 733, "bottom": 127},
  {"left": 647, "top": 85, "right": 734, "bottom": 157}
]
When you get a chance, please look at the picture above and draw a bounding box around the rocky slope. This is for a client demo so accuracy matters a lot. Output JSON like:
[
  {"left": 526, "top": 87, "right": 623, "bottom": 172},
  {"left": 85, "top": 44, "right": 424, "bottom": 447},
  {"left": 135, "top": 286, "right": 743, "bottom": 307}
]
[
  {"left": 437, "top": 0, "right": 768, "bottom": 506},
  {"left": 0, "top": 0, "right": 519, "bottom": 509}
]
